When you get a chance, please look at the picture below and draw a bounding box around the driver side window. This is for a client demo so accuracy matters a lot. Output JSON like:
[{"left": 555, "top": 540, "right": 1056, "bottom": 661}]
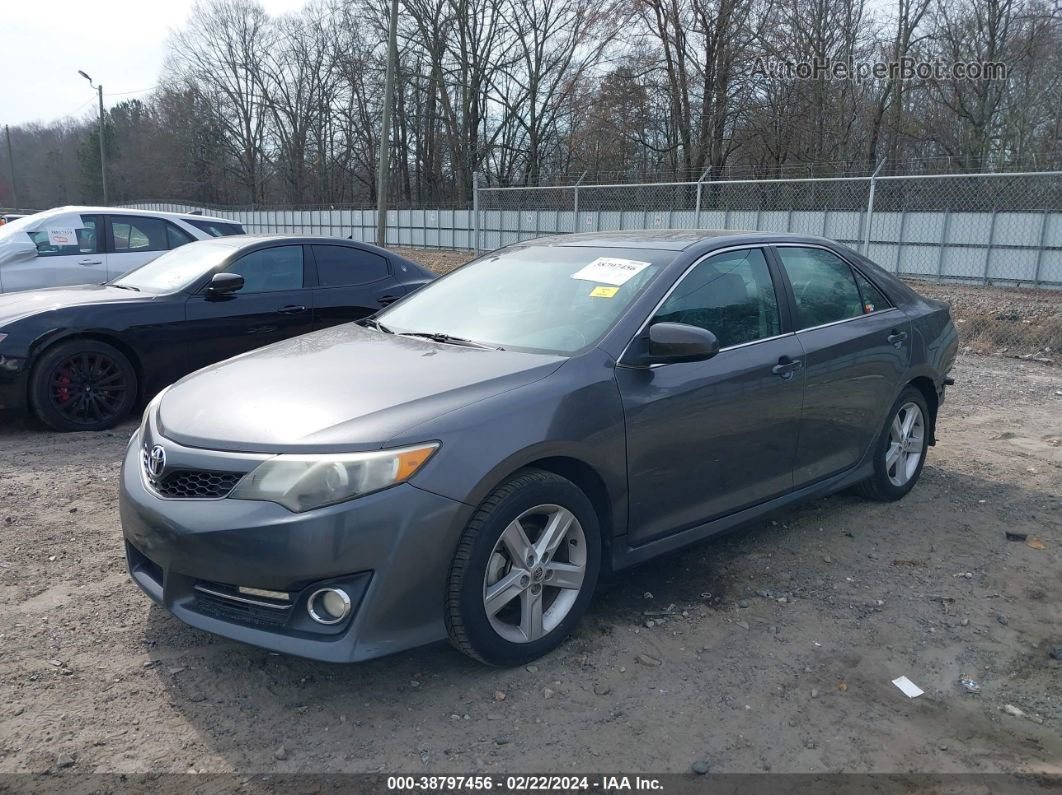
[
  {"left": 653, "top": 248, "right": 780, "bottom": 349},
  {"left": 227, "top": 246, "right": 306, "bottom": 293},
  {"left": 28, "top": 215, "right": 101, "bottom": 258}
]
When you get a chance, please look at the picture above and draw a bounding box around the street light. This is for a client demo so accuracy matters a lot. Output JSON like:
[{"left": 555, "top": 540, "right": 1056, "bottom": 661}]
[{"left": 78, "top": 70, "right": 108, "bottom": 204}]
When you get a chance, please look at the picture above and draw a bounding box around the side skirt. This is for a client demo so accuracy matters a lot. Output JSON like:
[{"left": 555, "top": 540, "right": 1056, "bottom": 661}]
[{"left": 611, "top": 460, "right": 874, "bottom": 571}]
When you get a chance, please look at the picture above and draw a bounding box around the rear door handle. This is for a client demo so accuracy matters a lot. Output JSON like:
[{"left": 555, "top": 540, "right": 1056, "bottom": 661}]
[
  {"left": 79, "top": 258, "right": 103, "bottom": 266},
  {"left": 277, "top": 304, "right": 307, "bottom": 315},
  {"left": 772, "top": 356, "right": 803, "bottom": 379},
  {"left": 887, "top": 330, "right": 908, "bottom": 346},
  {"left": 377, "top": 294, "right": 399, "bottom": 306}
]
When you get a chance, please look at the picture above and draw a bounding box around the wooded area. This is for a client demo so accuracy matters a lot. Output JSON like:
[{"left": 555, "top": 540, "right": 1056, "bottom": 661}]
[{"left": 2, "top": 0, "right": 1059, "bottom": 210}]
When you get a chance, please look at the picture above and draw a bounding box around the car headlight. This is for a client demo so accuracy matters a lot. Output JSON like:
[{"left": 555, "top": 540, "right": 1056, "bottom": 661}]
[{"left": 229, "top": 443, "right": 439, "bottom": 512}]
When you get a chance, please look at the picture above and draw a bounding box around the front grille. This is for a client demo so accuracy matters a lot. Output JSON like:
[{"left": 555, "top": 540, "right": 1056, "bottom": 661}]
[
  {"left": 152, "top": 469, "right": 242, "bottom": 499},
  {"left": 141, "top": 449, "right": 243, "bottom": 499}
]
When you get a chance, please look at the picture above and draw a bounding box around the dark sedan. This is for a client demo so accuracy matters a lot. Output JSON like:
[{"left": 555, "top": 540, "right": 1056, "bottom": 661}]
[
  {"left": 120, "top": 230, "right": 958, "bottom": 665},
  {"left": 0, "top": 236, "right": 434, "bottom": 431}
]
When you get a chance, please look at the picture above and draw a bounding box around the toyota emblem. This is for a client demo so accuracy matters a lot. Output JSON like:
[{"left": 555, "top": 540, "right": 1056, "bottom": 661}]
[{"left": 147, "top": 445, "right": 166, "bottom": 479}]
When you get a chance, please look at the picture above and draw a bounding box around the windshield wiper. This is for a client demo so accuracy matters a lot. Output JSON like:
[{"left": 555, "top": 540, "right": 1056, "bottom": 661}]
[
  {"left": 398, "top": 331, "right": 503, "bottom": 350},
  {"left": 109, "top": 283, "right": 140, "bottom": 291},
  {"left": 361, "top": 317, "right": 393, "bottom": 333}
]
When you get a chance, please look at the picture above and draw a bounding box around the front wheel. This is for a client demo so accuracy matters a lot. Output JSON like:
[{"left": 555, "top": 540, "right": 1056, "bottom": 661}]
[
  {"left": 30, "top": 340, "right": 138, "bottom": 432},
  {"left": 854, "top": 386, "right": 930, "bottom": 501},
  {"left": 445, "top": 469, "right": 601, "bottom": 666}
]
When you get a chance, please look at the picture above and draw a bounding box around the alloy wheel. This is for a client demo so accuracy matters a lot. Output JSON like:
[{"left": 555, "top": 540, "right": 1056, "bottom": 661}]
[
  {"left": 482, "top": 504, "right": 587, "bottom": 644},
  {"left": 885, "top": 401, "right": 925, "bottom": 487},
  {"left": 48, "top": 351, "right": 130, "bottom": 427}
]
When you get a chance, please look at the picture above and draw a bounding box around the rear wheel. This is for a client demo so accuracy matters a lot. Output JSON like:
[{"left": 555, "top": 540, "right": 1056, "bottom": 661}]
[
  {"left": 445, "top": 469, "right": 601, "bottom": 666},
  {"left": 854, "top": 386, "right": 929, "bottom": 501},
  {"left": 30, "top": 340, "right": 137, "bottom": 432}
]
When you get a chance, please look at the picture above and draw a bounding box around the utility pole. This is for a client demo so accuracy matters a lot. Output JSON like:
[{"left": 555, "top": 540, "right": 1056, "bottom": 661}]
[
  {"left": 78, "top": 70, "right": 108, "bottom": 204},
  {"left": 375, "top": 0, "right": 400, "bottom": 247},
  {"left": 4, "top": 125, "right": 16, "bottom": 209}
]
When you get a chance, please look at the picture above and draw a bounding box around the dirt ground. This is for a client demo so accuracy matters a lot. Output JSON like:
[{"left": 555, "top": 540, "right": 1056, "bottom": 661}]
[{"left": 0, "top": 351, "right": 1059, "bottom": 776}]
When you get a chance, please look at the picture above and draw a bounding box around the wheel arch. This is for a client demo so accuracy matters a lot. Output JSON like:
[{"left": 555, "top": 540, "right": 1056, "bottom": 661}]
[
  {"left": 469, "top": 453, "right": 617, "bottom": 572},
  {"left": 906, "top": 375, "right": 938, "bottom": 445},
  {"left": 28, "top": 331, "right": 145, "bottom": 406}
]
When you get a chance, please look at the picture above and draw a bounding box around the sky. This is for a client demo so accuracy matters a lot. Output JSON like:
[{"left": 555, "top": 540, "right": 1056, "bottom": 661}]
[{"left": 0, "top": 0, "right": 307, "bottom": 128}]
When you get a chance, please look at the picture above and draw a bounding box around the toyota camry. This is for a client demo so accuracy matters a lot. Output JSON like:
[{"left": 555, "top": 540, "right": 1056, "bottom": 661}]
[{"left": 119, "top": 230, "right": 957, "bottom": 665}]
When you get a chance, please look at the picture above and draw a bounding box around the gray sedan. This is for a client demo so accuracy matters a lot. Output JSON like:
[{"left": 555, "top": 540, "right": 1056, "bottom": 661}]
[{"left": 119, "top": 230, "right": 958, "bottom": 665}]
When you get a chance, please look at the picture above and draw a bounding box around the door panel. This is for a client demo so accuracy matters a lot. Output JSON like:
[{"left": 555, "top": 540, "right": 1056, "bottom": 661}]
[
  {"left": 618, "top": 246, "right": 804, "bottom": 546},
  {"left": 184, "top": 245, "right": 316, "bottom": 371},
  {"left": 618, "top": 336, "right": 805, "bottom": 544},
  {"left": 773, "top": 245, "right": 910, "bottom": 485},
  {"left": 792, "top": 311, "right": 910, "bottom": 484}
]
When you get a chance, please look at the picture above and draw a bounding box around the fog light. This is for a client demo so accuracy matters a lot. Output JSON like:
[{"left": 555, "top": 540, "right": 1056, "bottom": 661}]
[{"left": 307, "top": 587, "right": 351, "bottom": 625}]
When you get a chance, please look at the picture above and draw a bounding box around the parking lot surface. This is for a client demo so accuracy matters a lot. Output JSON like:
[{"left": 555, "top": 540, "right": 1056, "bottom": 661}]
[{"left": 1, "top": 341, "right": 1060, "bottom": 774}]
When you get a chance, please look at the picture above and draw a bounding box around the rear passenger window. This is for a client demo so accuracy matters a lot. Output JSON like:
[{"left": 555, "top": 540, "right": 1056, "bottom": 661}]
[
  {"left": 776, "top": 247, "right": 863, "bottom": 330},
  {"left": 166, "top": 223, "right": 195, "bottom": 249},
  {"left": 312, "top": 245, "right": 390, "bottom": 287},
  {"left": 653, "top": 248, "right": 780, "bottom": 349},
  {"left": 111, "top": 216, "right": 168, "bottom": 252},
  {"left": 853, "top": 269, "right": 892, "bottom": 314}
]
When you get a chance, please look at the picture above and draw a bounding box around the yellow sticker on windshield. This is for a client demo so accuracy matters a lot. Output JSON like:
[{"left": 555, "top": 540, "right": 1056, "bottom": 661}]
[{"left": 590, "top": 286, "right": 619, "bottom": 298}]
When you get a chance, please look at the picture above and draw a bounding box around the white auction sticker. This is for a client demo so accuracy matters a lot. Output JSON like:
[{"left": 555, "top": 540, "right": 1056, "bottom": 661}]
[
  {"left": 570, "top": 257, "right": 651, "bottom": 286},
  {"left": 47, "top": 228, "right": 78, "bottom": 246}
]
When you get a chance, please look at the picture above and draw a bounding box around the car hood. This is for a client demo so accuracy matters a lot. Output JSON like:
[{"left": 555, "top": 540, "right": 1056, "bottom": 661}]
[
  {"left": 157, "top": 324, "right": 566, "bottom": 453},
  {"left": 0, "top": 284, "right": 145, "bottom": 325}
]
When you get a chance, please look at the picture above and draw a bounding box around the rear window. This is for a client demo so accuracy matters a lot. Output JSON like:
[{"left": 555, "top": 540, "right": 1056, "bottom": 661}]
[{"left": 186, "top": 219, "right": 245, "bottom": 237}]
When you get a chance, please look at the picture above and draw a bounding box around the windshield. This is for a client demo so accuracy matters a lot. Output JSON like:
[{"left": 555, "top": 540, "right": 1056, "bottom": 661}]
[
  {"left": 378, "top": 245, "right": 673, "bottom": 354},
  {"left": 112, "top": 238, "right": 240, "bottom": 293},
  {"left": 0, "top": 212, "right": 43, "bottom": 242}
]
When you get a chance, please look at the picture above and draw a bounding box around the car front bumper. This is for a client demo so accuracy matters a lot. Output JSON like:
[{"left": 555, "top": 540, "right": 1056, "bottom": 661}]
[{"left": 119, "top": 432, "right": 472, "bottom": 662}]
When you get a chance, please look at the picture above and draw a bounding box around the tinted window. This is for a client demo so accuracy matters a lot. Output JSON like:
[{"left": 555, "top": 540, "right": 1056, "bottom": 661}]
[
  {"left": 653, "top": 248, "right": 780, "bottom": 349},
  {"left": 776, "top": 247, "right": 863, "bottom": 330},
  {"left": 187, "top": 219, "right": 245, "bottom": 237},
  {"left": 110, "top": 215, "right": 172, "bottom": 253},
  {"left": 853, "top": 269, "right": 892, "bottom": 314},
  {"left": 229, "top": 246, "right": 305, "bottom": 293},
  {"left": 312, "top": 245, "right": 390, "bottom": 287},
  {"left": 29, "top": 214, "right": 101, "bottom": 257},
  {"left": 167, "top": 223, "right": 195, "bottom": 249}
]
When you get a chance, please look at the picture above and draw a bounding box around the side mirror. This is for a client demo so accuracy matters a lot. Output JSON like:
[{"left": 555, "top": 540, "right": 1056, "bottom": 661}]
[
  {"left": 646, "top": 322, "right": 720, "bottom": 365},
  {"left": 205, "top": 272, "right": 244, "bottom": 298}
]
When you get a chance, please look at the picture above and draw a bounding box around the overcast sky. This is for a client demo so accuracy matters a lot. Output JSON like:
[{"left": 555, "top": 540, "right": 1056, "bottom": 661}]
[{"left": 0, "top": 0, "right": 307, "bottom": 128}]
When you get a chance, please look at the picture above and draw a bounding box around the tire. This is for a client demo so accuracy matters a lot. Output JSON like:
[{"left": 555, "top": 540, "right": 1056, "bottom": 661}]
[
  {"left": 445, "top": 468, "right": 602, "bottom": 666},
  {"left": 853, "top": 385, "right": 930, "bottom": 501},
  {"left": 30, "top": 339, "right": 138, "bottom": 432}
]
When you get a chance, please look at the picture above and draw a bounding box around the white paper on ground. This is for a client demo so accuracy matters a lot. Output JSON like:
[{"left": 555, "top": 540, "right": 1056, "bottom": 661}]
[
  {"left": 892, "top": 675, "right": 924, "bottom": 698},
  {"left": 570, "top": 257, "right": 651, "bottom": 286}
]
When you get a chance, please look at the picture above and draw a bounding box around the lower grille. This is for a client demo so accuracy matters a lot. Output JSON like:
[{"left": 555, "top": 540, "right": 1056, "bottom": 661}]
[{"left": 193, "top": 581, "right": 293, "bottom": 628}]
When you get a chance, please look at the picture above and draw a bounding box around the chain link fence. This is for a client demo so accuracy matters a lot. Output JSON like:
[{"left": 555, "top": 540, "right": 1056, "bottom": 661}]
[
  {"left": 125, "top": 170, "right": 1062, "bottom": 363},
  {"left": 475, "top": 171, "right": 1061, "bottom": 363}
]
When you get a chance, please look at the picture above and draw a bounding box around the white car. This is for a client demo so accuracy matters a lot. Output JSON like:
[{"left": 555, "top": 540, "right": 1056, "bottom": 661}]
[{"left": 0, "top": 206, "right": 245, "bottom": 293}]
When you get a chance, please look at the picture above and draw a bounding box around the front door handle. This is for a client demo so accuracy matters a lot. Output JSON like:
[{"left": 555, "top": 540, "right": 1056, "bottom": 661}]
[
  {"left": 277, "top": 304, "right": 307, "bottom": 315},
  {"left": 887, "top": 330, "right": 908, "bottom": 346},
  {"left": 79, "top": 258, "right": 103, "bottom": 266},
  {"left": 772, "top": 356, "right": 803, "bottom": 379},
  {"left": 377, "top": 294, "right": 399, "bottom": 306}
]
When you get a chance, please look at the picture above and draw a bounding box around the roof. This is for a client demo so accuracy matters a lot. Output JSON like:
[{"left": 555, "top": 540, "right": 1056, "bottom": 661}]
[
  {"left": 524, "top": 229, "right": 832, "bottom": 251},
  {"left": 38, "top": 206, "right": 238, "bottom": 224}
]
